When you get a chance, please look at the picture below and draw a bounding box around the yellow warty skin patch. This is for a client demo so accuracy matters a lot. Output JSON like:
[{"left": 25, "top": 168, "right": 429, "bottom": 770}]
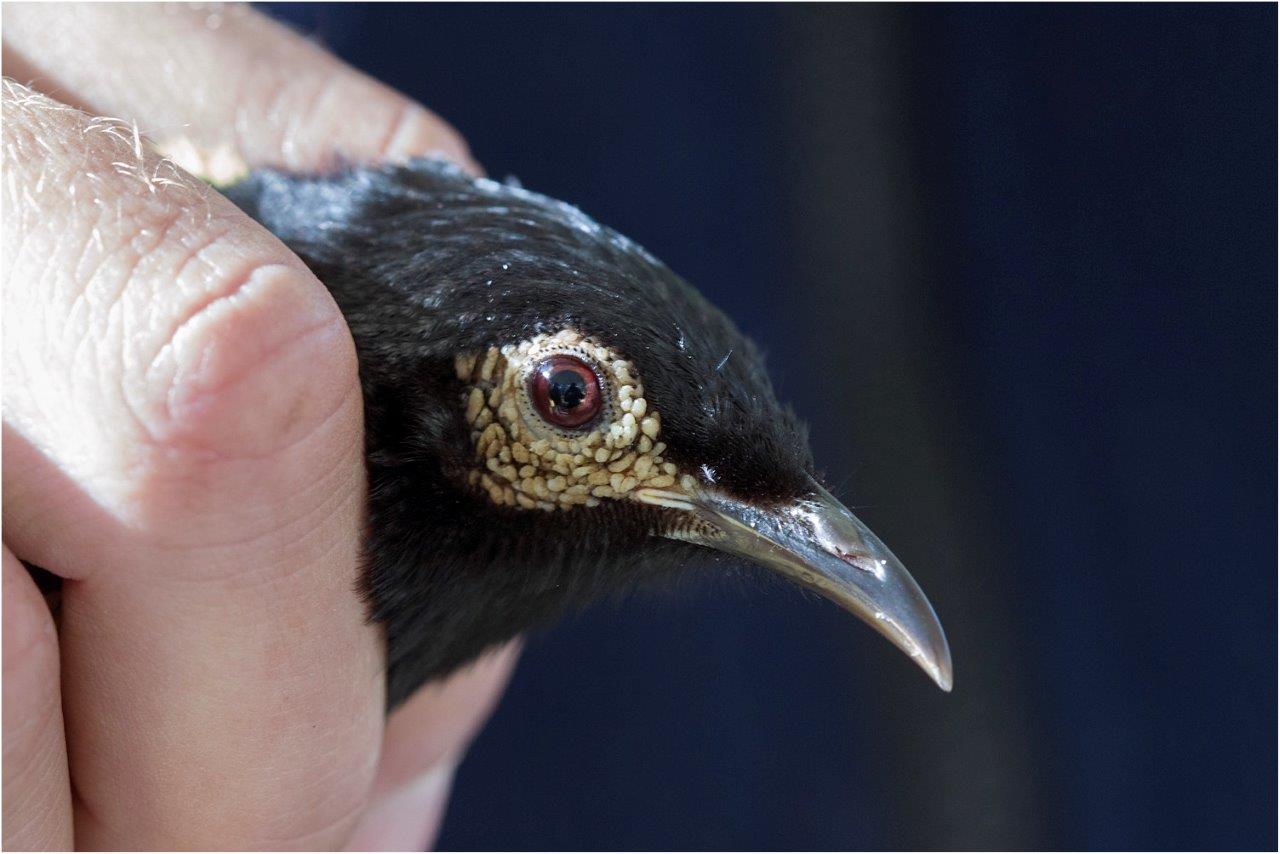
[{"left": 455, "top": 329, "right": 685, "bottom": 511}]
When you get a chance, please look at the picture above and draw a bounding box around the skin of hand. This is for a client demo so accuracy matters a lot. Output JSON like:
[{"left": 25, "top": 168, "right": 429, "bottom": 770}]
[{"left": 1, "top": 4, "right": 517, "bottom": 850}]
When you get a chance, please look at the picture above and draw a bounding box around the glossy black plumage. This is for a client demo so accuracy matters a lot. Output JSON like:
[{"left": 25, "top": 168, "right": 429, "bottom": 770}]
[{"left": 227, "top": 160, "right": 815, "bottom": 707}]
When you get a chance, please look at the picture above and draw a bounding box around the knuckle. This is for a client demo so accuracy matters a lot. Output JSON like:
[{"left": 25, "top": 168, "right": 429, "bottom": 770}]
[
  {"left": 126, "top": 252, "right": 359, "bottom": 463},
  {"left": 107, "top": 251, "right": 365, "bottom": 557}
]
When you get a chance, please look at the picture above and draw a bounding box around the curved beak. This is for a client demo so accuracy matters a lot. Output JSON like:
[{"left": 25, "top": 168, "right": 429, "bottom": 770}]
[{"left": 671, "top": 479, "right": 952, "bottom": 691}]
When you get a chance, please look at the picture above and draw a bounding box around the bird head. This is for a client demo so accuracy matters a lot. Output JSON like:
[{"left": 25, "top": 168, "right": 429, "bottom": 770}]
[{"left": 227, "top": 160, "right": 952, "bottom": 707}]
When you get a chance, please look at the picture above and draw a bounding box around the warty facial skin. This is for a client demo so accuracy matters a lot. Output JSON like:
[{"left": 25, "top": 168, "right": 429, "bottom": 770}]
[{"left": 226, "top": 160, "right": 951, "bottom": 708}]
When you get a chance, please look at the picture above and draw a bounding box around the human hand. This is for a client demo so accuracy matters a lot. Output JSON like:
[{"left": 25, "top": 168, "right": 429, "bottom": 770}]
[{"left": 3, "top": 5, "right": 515, "bottom": 849}]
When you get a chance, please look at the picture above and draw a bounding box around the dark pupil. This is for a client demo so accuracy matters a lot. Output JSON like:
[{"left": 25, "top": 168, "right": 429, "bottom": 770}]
[{"left": 548, "top": 370, "right": 587, "bottom": 411}]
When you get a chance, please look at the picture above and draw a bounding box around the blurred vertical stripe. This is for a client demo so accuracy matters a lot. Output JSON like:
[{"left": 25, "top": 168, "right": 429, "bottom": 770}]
[{"left": 774, "top": 6, "right": 1052, "bottom": 847}]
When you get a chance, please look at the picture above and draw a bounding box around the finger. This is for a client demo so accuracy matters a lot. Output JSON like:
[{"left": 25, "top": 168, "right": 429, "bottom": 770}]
[
  {"left": 2, "top": 3, "right": 478, "bottom": 174},
  {"left": 345, "top": 643, "right": 521, "bottom": 851},
  {"left": 2, "top": 548, "right": 74, "bottom": 852},
  {"left": 2, "top": 82, "right": 382, "bottom": 848}
]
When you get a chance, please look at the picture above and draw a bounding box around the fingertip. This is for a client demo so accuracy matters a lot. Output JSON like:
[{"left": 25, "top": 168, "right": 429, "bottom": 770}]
[
  {"left": 2, "top": 552, "right": 58, "bottom": 680},
  {"left": 2, "top": 548, "right": 74, "bottom": 852},
  {"left": 374, "top": 642, "right": 520, "bottom": 799},
  {"left": 343, "top": 644, "right": 520, "bottom": 851},
  {"left": 343, "top": 762, "right": 456, "bottom": 852},
  {"left": 377, "top": 102, "right": 484, "bottom": 177}
]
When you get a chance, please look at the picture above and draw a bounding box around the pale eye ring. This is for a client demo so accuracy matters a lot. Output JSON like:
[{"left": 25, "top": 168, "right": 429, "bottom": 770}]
[{"left": 529, "top": 355, "right": 602, "bottom": 429}]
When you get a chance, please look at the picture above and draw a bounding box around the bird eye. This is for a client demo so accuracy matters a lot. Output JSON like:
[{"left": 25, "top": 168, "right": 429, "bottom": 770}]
[{"left": 530, "top": 355, "right": 602, "bottom": 429}]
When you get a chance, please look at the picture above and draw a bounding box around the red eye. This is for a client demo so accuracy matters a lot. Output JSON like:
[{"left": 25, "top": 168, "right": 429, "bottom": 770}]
[{"left": 530, "top": 355, "right": 602, "bottom": 429}]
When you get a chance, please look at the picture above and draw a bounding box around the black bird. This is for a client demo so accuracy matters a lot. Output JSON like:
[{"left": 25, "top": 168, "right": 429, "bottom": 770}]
[{"left": 226, "top": 159, "right": 952, "bottom": 708}]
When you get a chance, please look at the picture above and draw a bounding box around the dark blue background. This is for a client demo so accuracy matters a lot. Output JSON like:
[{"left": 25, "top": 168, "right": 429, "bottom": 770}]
[{"left": 265, "top": 4, "right": 1276, "bottom": 849}]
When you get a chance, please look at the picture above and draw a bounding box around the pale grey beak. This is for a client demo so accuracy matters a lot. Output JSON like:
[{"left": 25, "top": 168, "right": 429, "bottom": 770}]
[{"left": 677, "top": 478, "right": 953, "bottom": 691}]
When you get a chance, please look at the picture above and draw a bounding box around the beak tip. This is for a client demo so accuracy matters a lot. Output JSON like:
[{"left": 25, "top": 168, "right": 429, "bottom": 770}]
[
  {"left": 918, "top": 641, "right": 954, "bottom": 692},
  {"left": 934, "top": 662, "right": 954, "bottom": 693}
]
